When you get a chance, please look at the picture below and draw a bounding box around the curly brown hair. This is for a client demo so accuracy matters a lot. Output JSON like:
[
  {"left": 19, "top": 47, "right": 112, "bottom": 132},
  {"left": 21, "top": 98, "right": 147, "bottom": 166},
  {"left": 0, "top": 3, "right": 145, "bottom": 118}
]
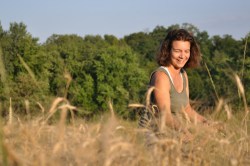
[{"left": 156, "top": 29, "right": 201, "bottom": 68}]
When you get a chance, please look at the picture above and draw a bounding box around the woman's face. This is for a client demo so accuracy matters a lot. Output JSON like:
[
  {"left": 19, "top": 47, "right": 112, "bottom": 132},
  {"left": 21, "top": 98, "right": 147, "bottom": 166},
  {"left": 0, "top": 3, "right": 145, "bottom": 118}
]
[{"left": 169, "top": 40, "right": 190, "bottom": 69}]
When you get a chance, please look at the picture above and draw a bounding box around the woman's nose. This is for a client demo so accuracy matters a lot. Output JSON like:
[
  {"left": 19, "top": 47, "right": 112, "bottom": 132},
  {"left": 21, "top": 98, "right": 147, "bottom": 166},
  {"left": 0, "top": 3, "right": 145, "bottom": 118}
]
[{"left": 179, "top": 53, "right": 184, "bottom": 58}]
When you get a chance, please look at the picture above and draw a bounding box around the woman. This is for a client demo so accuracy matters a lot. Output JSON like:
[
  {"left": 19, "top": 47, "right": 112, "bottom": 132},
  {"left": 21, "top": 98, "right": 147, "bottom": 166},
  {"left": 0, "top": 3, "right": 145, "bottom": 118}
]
[{"left": 139, "top": 29, "right": 207, "bottom": 134}]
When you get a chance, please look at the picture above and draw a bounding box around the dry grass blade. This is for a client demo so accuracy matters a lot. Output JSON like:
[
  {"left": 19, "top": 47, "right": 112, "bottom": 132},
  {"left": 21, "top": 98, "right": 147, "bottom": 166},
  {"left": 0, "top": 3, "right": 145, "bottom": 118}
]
[
  {"left": 224, "top": 104, "right": 232, "bottom": 120},
  {"left": 44, "top": 97, "right": 68, "bottom": 122},
  {"left": 241, "top": 35, "right": 248, "bottom": 79},
  {"left": 181, "top": 107, "right": 191, "bottom": 124},
  {"left": 53, "top": 108, "right": 68, "bottom": 154},
  {"left": 0, "top": 46, "right": 10, "bottom": 96},
  {"left": 146, "top": 86, "right": 155, "bottom": 109},
  {"left": 8, "top": 98, "right": 12, "bottom": 125},
  {"left": 235, "top": 74, "right": 245, "bottom": 96},
  {"left": 63, "top": 70, "right": 72, "bottom": 99},
  {"left": 204, "top": 62, "right": 219, "bottom": 101},
  {"left": 36, "top": 102, "right": 45, "bottom": 113},
  {"left": 212, "top": 98, "right": 224, "bottom": 119},
  {"left": 234, "top": 74, "right": 249, "bottom": 114},
  {"left": 48, "top": 97, "right": 67, "bottom": 113},
  {"left": 58, "top": 104, "right": 77, "bottom": 127},
  {"left": 25, "top": 100, "right": 30, "bottom": 120},
  {"left": 0, "top": 46, "right": 6, "bottom": 83},
  {"left": 17, "top": 53, "right": 41, "bottom": 90},
  {"left": 58, "top": 104, "right": 77, "bottom": 111},
  {"left": 53, "top": 103, "right": 77, "bottom": 154},
  {"left": 128, "top": 104, "right": 145, "bottom": 108},
  {"left": 108, "top": 100, "right": 115, "bottom": 118},
  {"left": 215, "top": 98, "right": 224, "bottom": 114}
]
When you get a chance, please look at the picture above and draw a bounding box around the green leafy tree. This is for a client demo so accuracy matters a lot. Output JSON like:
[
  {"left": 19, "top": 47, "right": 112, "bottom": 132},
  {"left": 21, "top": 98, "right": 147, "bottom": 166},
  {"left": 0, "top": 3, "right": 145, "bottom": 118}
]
[
  {"left": 0, "top": 22, "right": 50, "bottom": 114},
  {"left": 44, "top": 34, "right": 147, "bottom": 117},
  {"left": 1, "top": 21, "right": 248, "bottom": 118}
]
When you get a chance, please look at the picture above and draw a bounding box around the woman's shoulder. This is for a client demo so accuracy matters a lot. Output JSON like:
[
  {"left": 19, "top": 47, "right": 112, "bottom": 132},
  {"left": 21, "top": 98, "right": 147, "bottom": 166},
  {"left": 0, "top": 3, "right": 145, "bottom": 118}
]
[
  {"left": 151, "top": 66, "right": 169, "bottom": 76},
  {"left": 150, "top": 67, "right": 167, "bottom": 79},
  {"left": 150, "top": 67, "right": 171, "bottom": 86}
]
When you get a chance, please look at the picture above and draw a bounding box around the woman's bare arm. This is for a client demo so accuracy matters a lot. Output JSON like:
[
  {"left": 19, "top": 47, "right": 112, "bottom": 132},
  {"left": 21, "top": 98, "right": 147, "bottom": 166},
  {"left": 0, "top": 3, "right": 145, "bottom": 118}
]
[{"left": 151, "top": 71, "right": 182, "bottom": 130}]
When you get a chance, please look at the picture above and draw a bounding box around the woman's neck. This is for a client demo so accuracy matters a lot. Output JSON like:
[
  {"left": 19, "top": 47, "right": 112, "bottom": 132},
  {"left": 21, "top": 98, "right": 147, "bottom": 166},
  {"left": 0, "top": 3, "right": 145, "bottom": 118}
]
[{"left": 166, "top": 65, "right": 181, "bottom": 76}]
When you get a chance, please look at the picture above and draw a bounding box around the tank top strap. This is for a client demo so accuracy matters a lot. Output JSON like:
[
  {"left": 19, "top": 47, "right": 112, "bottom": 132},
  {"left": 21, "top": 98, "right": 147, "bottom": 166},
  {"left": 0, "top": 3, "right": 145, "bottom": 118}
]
[
  {"left": 149, "top": 66, "right": 172, "bottom": 85},
  {"left": 180, "top": 68, "right": 186, "bottom": 90},
  {"left": 150, "top": 66, "right": 186, "bottom": 89},
  {"left": 149, "top": 67, "right": 189, "bottom": 114}
]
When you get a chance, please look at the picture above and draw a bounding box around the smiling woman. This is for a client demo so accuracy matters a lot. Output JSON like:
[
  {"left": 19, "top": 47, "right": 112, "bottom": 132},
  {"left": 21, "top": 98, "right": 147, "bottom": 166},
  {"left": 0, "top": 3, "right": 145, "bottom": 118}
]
[{"left": 139, "top": 29, "right": 208, "bottom": 139}]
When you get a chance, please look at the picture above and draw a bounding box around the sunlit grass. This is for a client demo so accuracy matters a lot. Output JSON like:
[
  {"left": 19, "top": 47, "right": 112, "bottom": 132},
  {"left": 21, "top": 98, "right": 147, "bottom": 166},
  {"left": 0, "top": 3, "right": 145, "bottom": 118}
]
[
  {"left": 0, "top": 94, "right": 249, "bottom": 166},
  {"left": 0, "top": 37, "right": 249, "bottom": 165}
]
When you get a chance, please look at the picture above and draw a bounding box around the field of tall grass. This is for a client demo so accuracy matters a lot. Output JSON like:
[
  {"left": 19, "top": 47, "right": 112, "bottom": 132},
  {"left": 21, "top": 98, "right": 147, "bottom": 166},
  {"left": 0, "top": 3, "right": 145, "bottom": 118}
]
[
  {"left": 0, "top": 85, "right": 249, "bottom": 166},
  {"left": 0, "top": 24, "right": 249, "bottom": 166},
  {"left": 0, "top": 41, "right": 249, "bottom": 166}
]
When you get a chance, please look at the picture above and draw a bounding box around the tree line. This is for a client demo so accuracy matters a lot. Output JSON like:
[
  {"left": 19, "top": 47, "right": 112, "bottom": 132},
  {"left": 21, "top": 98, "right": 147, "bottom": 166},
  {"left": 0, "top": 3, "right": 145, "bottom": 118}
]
[{"left": 0, "top": 22, "right": 249, "bottom": 119}]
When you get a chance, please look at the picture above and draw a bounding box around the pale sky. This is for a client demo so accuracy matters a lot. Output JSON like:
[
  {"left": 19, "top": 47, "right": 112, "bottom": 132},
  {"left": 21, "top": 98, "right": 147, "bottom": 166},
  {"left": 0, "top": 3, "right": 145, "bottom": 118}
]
[{"left": 0, "top": 0, "right": 249, "bottom": 43}]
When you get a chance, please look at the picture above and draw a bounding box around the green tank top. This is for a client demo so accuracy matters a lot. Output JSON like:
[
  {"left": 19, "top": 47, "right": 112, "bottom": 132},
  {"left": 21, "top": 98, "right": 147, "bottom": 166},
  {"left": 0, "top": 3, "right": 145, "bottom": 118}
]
[{"left": 150, "top": 66, "right": 189, "bottom": 114}]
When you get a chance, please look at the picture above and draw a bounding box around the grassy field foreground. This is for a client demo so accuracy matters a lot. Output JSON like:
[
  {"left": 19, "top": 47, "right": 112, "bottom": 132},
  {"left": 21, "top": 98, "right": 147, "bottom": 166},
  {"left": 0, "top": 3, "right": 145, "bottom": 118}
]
[{"left": 0, "top": 97, "right": 250, "bottom": 166}]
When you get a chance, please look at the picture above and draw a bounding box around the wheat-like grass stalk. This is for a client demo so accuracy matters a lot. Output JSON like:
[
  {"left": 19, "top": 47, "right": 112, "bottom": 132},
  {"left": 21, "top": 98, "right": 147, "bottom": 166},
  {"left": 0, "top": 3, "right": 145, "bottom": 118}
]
[
  {"left": 36, "top": 102, "right": 45, "bottom": 121},
  {"left": 128, "top": 104, "right": 145, "bottom": 108},
  {"left": 235, "top": 74, "right": 249, "bottom": 114},
  {"left": 215, "top": 98, "right": 224, "bottom": 114},
  {"left": 58, "top": 104, "right": 77, "bottom": 127},
  {"left": 8, "top": 98, "right": 12, "bottom": 125},
  {"left": 146, "top": 86, "right": 155, "bottom": 109},
  {"left": 52, "top": 103, "right": 77, "bottom": 154},
  {"left": 0, "top": 45, "right": 10, "bottom": 97},
  {"left": 53, "top": 107, "right": 68, "bottom": 154},
  {"left": 181, "top": 107, "right": 191, "bottom": 124},
  {"left": 0, "top": 108, "right": 8, "bottom": 166},
  {"left": 241, "top": 35, "right": 248, "bottom": 79},
  {"left": 224, "top": 104, "right": 232, "bottom": 120},
  {"left": 17, "top": 53, "right": 41, "bottom": 91},
  {"left": 36, "top": 102, "right": 45, "bottom": 113},
  {"left": 108, "top": 100, "right": 115, "bottom": 118},
  {"left": 44, "top": 97, "right": 68, "bottom": 123},
  {"left": 0, "top": 46, "right": 6, "bottom": 83},
  {"left": 204, "top": 62, "right": 219, "bottom": 101},
  {"left": 211, "top": 98, "right": 224, "bottom": 119},
  {"left": 63, "top": 70, "right": 72, "bottom": 99},
  {"left": 24, "top": 99, "right": 30, "bottom": 120}
]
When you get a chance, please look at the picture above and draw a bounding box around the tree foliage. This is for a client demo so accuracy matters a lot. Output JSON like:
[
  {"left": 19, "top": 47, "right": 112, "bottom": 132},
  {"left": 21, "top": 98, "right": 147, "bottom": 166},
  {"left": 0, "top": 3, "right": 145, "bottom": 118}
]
[{"left": 0, "top": 21, "right": 249, "bottom": 118}]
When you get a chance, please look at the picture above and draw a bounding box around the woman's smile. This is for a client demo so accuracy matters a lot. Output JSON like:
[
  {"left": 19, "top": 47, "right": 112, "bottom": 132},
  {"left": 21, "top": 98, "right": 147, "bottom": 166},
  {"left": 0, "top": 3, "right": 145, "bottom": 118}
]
[{"left": 170, "top": 41, "right": 190, "bottom": 69}]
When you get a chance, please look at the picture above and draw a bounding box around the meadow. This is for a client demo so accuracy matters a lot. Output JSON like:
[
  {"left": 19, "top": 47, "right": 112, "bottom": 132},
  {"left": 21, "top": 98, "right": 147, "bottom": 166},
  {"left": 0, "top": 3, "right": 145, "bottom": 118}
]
[
  {"left": 0, "top": 87, "right": 249, "bottom": 166},
  {"left": 0, "top": 22, "right": 249, "bottom": 166}
]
